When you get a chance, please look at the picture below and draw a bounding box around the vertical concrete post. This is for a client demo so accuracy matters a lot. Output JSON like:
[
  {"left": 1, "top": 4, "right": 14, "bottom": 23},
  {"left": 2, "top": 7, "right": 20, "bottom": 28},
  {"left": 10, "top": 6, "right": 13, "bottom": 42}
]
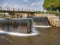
[{"left": 27, "top": 19, "right": 32, "bottom": 33}]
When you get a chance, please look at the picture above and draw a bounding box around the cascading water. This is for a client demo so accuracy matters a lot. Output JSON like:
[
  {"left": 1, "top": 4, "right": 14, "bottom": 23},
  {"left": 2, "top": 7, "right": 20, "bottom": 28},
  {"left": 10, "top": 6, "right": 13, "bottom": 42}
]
[
  {"left": 32, "top": 17, "right": 51, "bottom": 28},
  {"left": 0, "top": 18, "right": 39, "bottom": 36}
]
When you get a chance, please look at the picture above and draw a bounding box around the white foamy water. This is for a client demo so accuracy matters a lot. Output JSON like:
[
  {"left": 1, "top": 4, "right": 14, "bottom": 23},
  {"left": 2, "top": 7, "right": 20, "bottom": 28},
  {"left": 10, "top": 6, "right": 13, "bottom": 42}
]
[
  {"left": 33, "top": 25, "right": 51, "bottom": 28},
  {"left": 0, "top": 29, "right": 39, "bottom": 37}
]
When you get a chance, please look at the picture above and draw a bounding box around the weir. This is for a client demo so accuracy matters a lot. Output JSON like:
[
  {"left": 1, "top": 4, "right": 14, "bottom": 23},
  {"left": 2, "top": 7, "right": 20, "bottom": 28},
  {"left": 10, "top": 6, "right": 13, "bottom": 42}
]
[
  {"left": 0, "top": 18, "right": 33, "bottom": 34},
  {"left": 32, "top": 17, "right": 51, "bottom": 28}
]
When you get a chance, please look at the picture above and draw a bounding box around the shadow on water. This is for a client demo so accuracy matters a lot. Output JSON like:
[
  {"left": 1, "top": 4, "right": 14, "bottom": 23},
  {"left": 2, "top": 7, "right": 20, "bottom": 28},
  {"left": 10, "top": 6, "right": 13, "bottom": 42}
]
[{"left": 0, "top": 27, "right": 60, "bottom": 45}]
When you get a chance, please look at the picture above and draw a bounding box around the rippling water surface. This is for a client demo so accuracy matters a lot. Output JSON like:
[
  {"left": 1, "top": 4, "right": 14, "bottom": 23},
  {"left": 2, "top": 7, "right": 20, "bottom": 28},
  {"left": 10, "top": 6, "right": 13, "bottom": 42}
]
[{"left": 0, "top": 27, "right": 60, "bottom": 45}]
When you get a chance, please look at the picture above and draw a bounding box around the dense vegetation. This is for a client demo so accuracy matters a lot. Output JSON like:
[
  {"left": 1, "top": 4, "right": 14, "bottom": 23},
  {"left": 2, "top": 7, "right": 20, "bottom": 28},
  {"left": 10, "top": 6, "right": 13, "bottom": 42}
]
[{"left": 43, "top": 0, "right": 60, "bottom": 11}]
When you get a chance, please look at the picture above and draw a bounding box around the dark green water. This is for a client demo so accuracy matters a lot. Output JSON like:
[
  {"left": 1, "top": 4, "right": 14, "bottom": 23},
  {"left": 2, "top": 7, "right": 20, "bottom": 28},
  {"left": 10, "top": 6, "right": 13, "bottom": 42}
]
[{"left": 0, "top": 27, "right": 60, "bottom": 45}]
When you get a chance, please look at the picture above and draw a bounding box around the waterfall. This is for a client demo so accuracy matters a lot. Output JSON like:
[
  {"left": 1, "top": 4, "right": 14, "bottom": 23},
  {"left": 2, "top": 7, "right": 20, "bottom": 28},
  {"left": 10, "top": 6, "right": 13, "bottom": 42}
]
[
  {"left": 0, "top": 18, "right": 39, "bottom": 36},
  {"left": 0, "top": 18, "right": 33, "bottom": 33},
  {"left": 32, "top": 17, "right": 51, "bottom": 28}
]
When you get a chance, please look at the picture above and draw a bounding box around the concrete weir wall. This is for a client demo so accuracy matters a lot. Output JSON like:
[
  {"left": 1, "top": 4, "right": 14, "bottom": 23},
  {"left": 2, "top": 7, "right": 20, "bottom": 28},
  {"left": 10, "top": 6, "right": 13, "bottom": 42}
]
[
  {"left": 34, "top": 13, "right": 60, "bottom": 27},
  {"left": 47, "top": 15, "right": 60, "bottom": 27}
]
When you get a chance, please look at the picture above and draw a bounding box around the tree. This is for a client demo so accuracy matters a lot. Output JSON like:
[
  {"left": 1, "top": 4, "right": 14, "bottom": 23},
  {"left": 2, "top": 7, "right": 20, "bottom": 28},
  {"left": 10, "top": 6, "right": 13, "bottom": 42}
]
[{"left": 43, "top": 0, "right": 60, "bottom": 11}]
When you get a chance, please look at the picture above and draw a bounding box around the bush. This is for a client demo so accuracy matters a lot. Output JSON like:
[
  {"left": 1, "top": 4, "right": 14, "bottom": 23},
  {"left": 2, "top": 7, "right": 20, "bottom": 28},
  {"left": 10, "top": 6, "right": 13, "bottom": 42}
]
[{"left": 47, "top": 11, "right": 60, "bottom": 15}]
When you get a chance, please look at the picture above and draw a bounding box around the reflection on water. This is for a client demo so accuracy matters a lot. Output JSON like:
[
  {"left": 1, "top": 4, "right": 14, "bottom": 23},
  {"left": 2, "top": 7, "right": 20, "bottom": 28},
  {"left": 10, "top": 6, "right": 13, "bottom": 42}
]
[{"left": 0, "top": 27, "right": 60, "bottom": 45}]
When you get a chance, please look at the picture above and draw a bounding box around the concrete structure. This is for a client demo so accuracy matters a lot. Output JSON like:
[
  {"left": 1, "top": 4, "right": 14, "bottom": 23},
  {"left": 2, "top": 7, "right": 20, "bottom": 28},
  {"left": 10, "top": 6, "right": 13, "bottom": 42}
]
[
  {"left": 33, "top": 13, "right": 60, "bottom": 27},
  {"left": 0, "top": 8, "right": 60, "bottom": 27},
  {"left": 47, "top": 15, "right": 60, "bottom": 27}
]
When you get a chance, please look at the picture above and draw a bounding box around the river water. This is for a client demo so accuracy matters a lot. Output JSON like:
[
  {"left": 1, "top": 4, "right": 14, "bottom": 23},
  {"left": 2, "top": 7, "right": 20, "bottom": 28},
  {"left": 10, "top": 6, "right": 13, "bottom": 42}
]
[{"left": 0, "top": 27, "right": 60, "bottom": 45}]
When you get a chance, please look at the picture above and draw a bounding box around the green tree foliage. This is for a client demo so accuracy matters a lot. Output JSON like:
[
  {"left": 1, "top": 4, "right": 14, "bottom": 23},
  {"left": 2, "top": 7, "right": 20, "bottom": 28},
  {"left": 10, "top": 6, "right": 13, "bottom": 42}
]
[{"left": 43, "top": 0, "right": 60, "bottom": 11}]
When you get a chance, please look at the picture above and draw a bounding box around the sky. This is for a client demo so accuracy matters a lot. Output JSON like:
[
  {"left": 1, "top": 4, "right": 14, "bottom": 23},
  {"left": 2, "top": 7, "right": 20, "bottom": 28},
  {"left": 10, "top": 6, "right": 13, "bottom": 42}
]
[{"left": 0, "top": 0, "right": 44, "bottom": 11}]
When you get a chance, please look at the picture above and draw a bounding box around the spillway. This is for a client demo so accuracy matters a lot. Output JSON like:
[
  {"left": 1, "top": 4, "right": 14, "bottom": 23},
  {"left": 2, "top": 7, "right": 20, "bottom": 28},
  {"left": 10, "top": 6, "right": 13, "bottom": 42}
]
[
  {"left": 32, "top": 17, "right": 51, "bottom": 28},
  {"left": 0, "top": 18, "right": 39, "bottom": 36}
]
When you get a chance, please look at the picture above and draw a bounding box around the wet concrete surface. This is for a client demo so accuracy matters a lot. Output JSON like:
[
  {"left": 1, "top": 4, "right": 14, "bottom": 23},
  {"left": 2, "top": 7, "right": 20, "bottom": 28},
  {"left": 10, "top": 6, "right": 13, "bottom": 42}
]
[{"left": 0, "top": 27, "right": 60, "bottom": 45}]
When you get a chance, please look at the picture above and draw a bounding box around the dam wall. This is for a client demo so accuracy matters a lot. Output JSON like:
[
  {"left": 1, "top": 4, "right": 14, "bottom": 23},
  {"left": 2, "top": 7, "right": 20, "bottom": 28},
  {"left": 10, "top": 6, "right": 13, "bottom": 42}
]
[
  {"left": 0, "top": 18, "right": 33, "bottom": 33},
  {"left": 32, "top": 17, "right": 50, "bottom": 26},
  {"left": 47, "top": 15, "right": 60, "bottom": 27},
  {"left": 34, "top": 13, "right": 60, "bottom": 27}
]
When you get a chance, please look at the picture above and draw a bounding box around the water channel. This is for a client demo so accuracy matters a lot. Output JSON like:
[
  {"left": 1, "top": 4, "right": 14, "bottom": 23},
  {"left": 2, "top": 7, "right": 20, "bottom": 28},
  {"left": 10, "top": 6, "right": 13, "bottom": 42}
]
[{"left": 0, "top": 18, "right": 60, "bottom": 45}]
